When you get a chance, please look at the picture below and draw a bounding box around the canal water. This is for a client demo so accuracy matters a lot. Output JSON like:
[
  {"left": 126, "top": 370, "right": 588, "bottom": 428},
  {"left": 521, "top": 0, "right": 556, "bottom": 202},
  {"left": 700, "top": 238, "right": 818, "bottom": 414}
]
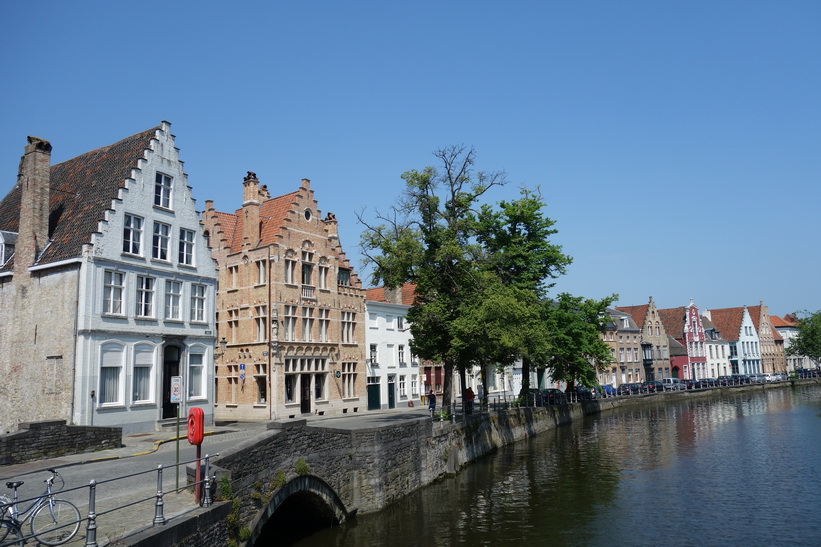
[{"left": 295, "top": 384, "right": 821, "bottom": 546}]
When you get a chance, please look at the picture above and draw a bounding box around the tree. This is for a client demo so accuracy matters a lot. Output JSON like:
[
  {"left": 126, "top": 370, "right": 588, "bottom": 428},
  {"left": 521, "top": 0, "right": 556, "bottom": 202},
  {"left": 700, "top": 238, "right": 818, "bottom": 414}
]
[
  {"left": 542, "top": 293, "right": 616, "bottom": 388},
  {"left": 359, "top": 145, "right": 505, "bottom": 409},
  {"left": 474, "top": 190, "right": 573, "bottom": 395},
  {"left": 787, "top": 310, "right": 821, "bottom": 364}
]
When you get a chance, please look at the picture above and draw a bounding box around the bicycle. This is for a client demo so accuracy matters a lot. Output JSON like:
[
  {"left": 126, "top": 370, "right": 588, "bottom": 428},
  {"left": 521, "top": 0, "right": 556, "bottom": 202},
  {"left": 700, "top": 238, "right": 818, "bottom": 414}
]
[{"left": 0, "top": 468, "right": 81, "bottom": 546}]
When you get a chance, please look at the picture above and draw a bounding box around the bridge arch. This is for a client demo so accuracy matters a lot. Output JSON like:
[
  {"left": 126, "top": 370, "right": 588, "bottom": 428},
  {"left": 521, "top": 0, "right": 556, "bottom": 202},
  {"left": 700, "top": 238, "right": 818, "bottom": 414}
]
[{"left": 248, "top": 474, "right": 355, "bottom": 545}]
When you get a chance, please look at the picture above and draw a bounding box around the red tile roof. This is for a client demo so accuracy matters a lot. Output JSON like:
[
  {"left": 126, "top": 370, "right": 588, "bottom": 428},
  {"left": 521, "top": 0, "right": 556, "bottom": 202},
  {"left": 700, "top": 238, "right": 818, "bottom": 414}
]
[
  {"left": 707, "top": 307, "right": 744, "bottom": 342},
  {"left": 657, "top": 307, "right": 686, "bottom": 340},
  {"left": 615, "top": 304, "right": 649, "bottom": 329},
  {"left": 0, "top": 126, "right": 160, "bottom": 270},
  {"left": 365, "top": 283, "right": 417, "bottom": 306}
]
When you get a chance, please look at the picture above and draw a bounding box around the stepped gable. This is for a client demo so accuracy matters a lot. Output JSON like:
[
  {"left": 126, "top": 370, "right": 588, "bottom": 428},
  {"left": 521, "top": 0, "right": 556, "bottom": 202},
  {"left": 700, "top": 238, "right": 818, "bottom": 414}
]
[
  {"left": 0, "top": 126, "right": 160, "bottom": 270},
  {"left": 225, "top": 191, "right": 298, "bottom": 253}
]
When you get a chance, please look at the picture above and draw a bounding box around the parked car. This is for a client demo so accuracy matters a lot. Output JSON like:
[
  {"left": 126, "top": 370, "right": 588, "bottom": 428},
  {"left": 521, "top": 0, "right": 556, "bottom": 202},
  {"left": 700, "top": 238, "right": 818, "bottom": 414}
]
[
  {"left": 662, "top": 378, "right": 685, "bottom": 391},
  {"left": 542, "top": 388, "right": 568, "bottom": 405},
  {"left": 700, "top": 377, "right": 717, "bottom": 388},
  {"left": 617, "top": 383, "right": 641, "bottom": 395},
  {"left": 565, "top": 385, "right": 598, "bottom": 401},
  {"left": 644, "top": 380, "right": 665, "bottom": 393},
  {"left": 717, "top": 375, "right": 734, "bottom": 386},
  {"left": 748, "top": 374, "right": 765, "bottom": 384},
  {"left": 599, "top": 384, "right": 618, "bottom": 397}
]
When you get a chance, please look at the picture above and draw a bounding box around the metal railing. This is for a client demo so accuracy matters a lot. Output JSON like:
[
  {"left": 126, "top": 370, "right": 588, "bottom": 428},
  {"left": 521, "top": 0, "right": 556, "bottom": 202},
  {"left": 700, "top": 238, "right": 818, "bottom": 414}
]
[{"left": 0, "top": 454, "right": 218, "bottom": 547}]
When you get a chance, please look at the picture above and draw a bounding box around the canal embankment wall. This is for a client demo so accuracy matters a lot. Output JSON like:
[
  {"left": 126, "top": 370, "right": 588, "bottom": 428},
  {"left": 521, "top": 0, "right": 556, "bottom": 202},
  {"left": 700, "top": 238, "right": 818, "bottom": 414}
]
[{"left": 123, "top": 379, "right": 818, "bottom": 546}]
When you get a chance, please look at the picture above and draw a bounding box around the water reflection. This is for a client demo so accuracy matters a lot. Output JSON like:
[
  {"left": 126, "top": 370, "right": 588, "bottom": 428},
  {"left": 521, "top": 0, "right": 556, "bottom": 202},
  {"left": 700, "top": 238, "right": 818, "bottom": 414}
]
[{"left": 291, "top": 385, "right": 821, "bottom": 547}]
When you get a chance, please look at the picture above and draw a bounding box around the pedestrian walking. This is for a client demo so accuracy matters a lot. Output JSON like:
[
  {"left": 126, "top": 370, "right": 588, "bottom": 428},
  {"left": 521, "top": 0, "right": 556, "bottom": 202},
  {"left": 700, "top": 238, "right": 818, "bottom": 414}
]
[
  {"left": 465, "top": 387, "right": 475, "bottom": 414},
  {"left": 427, "top": 390, "right": 436, "bottom": 417}
]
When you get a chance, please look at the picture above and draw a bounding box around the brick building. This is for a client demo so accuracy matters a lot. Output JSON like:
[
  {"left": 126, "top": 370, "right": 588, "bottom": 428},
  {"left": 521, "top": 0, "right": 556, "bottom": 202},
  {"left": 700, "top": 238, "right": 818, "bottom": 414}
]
[
  {"left": 201, "top": 174, "right": 367, "bottom": 420},
  {"left": 0, "top": 123, "right": 217, "bottom": 434},
  {"left": 616, "top": 296, "right": 672, "bottom": 381}
]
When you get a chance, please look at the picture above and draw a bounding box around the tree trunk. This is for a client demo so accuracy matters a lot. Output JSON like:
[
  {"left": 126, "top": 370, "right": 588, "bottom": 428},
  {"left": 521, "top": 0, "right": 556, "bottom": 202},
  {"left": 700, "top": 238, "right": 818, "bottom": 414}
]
[{"left": 519, "top": 356, "right": 531, "bottom": 398}]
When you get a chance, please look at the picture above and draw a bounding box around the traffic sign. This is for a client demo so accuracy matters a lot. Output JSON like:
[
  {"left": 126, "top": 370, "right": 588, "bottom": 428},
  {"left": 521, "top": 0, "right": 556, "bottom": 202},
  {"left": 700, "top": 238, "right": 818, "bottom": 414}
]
[{"left": 170, "top": 376, "right": 182, "bottom": 403}]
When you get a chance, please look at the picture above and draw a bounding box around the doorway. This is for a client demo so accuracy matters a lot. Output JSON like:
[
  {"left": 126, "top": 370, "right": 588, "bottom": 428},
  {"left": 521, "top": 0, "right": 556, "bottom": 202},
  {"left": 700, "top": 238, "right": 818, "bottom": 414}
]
[
  {"left": 300, "top": 374, "right": 311, "bottom": 413},
  {"left": 387, "top": 375, "right": 396, "bottom": 409},
  {"left": 162, "top": 345, "right": 181, "bottom": 419}
]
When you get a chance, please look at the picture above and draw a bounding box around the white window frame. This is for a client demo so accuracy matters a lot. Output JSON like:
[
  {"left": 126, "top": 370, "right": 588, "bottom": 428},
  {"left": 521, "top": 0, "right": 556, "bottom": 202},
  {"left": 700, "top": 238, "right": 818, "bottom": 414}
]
[
  {"left": 99, "top": 342, "right": 125, "bottom": 406},
  {"left": 103, "top": 270, "right": 124, "bottom": 315},
  {"left": 136, "top": 275, "right": 155, "bottom": 318},
  {"left": 152, "top": 221, "right": 171, "bottom": 261},
  {"left": 123, "top": 214, "right": 143, "bottom": 255},
  {"left": 154, "top": 172, "right": 172, "bottom": 209},
  {"left": 165, "top": 280, "right": 182, "bottom": 320},
  {"left": 179, "top": 228, "right": 195, "bottom": 266},
  {"left": 255, "top": 305, "right": 267, "bottom": 342},
  {"left": 190, "top": 284, "right": 206, "bottom": 323},
  {"left": 132, "top": 344, "right": 155, "bottom": 403},
  {"left": 188, "top": 349, "right": 206, "bottom": 399}
]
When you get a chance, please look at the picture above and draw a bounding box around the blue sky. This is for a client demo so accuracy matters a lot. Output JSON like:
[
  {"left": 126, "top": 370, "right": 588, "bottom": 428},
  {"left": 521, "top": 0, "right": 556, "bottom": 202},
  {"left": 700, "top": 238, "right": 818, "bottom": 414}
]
[{"left": 2, "top": 1, "right": 818, "bottom": 317}]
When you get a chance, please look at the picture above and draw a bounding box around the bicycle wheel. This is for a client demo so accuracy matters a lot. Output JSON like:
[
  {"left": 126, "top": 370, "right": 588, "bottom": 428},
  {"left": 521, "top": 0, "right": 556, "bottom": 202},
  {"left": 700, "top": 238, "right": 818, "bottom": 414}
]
[
  {"left": 0, "top": 520, "right": 23, "bottom": 546},
  {"left": 30, "top": 500, "right": 81, "bottom": 546}
]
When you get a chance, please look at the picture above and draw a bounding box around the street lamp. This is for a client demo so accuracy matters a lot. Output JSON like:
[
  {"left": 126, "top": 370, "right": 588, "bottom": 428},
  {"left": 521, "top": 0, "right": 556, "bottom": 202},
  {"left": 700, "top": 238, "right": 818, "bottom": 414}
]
[
  {"left": 641, "top": 342, "right": 654, "bottom": 381},
  {"left": 216, "top": 337, "right": 227, "bottom": 360}
]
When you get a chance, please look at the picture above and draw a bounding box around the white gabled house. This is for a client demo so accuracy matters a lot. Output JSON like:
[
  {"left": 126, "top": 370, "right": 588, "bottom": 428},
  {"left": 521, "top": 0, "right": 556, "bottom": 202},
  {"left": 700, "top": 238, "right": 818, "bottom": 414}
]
[{"left": 0, "top": 122, "right": 217, "bottom": 434}]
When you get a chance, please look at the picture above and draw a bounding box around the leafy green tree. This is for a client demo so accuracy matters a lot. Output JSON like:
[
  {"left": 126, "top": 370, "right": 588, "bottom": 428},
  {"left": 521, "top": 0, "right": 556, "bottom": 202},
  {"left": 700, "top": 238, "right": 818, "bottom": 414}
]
[
  {"left": 543, "top": 293, "right": 616, "bottom": 388},
  {"left": 359, "top": 145, "right": 505, "bottom": 408},
  {"left": 475, "top": 190, "right": 572, "bottom": 395},
  {"left": 787, "top": 310, "right": 821, "bottom": 364}
]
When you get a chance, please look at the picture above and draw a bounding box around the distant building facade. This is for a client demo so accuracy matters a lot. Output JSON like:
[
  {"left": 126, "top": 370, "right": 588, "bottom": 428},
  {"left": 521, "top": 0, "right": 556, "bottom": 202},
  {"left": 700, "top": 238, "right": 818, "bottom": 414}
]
[
  {"left": 658, "top": 299, "right": 708, "bottom": 379},
  {"left": 617, "top": 296, "right": 671, "bottom": 381},
  {"left": 0, "top": 122, "right": 217, "bottom": 434},
  {"left": 201, "top": 175, "right": 366, "bottom": 421},
  {"left": 703, "top": 306, "right": 761, "bottom": 376}
]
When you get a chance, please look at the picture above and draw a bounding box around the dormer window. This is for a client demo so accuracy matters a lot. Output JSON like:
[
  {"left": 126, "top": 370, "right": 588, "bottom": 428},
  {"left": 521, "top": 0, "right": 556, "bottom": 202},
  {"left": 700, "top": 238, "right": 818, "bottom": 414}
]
[{"left": 0, "top": 231, "right": 16, "bottom": 265}]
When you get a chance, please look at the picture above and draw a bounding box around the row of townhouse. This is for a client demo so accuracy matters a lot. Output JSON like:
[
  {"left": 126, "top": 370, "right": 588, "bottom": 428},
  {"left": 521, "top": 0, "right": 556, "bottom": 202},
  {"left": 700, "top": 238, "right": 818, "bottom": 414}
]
[
  {"left": 599, "top": 297, "right": 812, "bottom": 388},
  {"left": 1, "top": 122, "right": 815, "bottom": 435},
  {"left": 0, "top": 122, "right": 444, "bottom": 435}
]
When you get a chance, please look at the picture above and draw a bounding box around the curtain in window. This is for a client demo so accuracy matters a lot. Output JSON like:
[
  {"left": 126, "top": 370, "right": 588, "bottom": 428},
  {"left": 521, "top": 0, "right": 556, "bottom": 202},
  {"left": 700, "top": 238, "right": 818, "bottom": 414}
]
[
  {"left": 188, "top": 352, "right": 204, "bottom": 397},
  {"left": 100, "top": 343, "right": 124, "bottom": 404}
]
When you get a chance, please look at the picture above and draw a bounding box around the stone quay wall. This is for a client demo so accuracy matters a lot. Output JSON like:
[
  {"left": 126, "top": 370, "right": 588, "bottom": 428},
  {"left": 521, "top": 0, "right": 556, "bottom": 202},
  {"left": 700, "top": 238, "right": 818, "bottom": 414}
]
[{"left": 0, "top": 420, "right": 122, "bottom": 465}]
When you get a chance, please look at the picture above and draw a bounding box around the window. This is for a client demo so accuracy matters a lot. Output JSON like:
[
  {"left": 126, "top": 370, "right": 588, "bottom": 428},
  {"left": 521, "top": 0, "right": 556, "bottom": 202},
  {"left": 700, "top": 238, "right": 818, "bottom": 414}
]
[
  {"left": 283, "top": 305, "right": 297, "bottom": 341},
  {"left": 136, "top": 275, "right": 155, "bottom": 317},
  {"left": 255, "top": 305, "right": 267, "bottom": 342},
  {"left": 302, "top": 307, "right": 314, "bottom": 342},
  {"left": 315, "top": 374, "right": 325, "bottom": 400},
  {"left": 103, "top": 270, "right": 124, "bottom": 315},
  {"left": 342, "top": 362, "right": 357, "bottom": 398},
  {"left": 399, "top": 375, "right": 406, "bottom": 397},
  {"left": 398, "top": 316, "right": 405, "bottom": 331},
  {"left": 341, "top": 311, "right": 356, "bottom": 344},
  {"left": 301, "top": 251, "right": 314, "bottom": 285},
  {"left": 123, "top": 214, "right": 143, "bottom": 255},
  {"left": 256, "top": 260, "right": 267, "bottom": 284},
  {"left": 411, "top": 375, "right": 418, "bottom": 396},
  {"left": 152, "top": 222, "right": 171, "bottom": 261},
  {"left": 133, "top": 344, "right": 154, "bottom": 403},
  {"left": 179, "top": 228, "right": 195, "bottom": 266},
  {"left": 285, "top": 374, "right": 297, "bottom": 403},
  {"left": 188, "top": 351, "right": 205, "bottom": 398},
  {"left": 284, "top": 257, "right": 296, "bottom": 284},
  {"left": 99, "top": 343, "right": 124, "bottom": 405},
  {"left": 337, "top": 268, "right": 351, "bottom": 286},
  {"left": 165, "top": 280, "right": 182, "bottom": 320},
  {"left": 227, "top": 309, "right": 239, "bottom": 343},
  {"left": 619, "top": 348, "right": 625, "bottom": 362},
  {"left": 318, "top": 265, "right": 329, "bottom": 290},
  {"left": 190, "top": 284, "right": 206, "bottom": 322},
  {"left": 318, "top": 308, "right": 330, "bottom": 342},
  {"left": 399, "top": 345, "right": 406, "bottom": 365},
  {"left": 369, "top": 344, "right": 378, "bottom": 364},
  {"left": 154, "top": 172, "right": 172, "bottom": 208}
]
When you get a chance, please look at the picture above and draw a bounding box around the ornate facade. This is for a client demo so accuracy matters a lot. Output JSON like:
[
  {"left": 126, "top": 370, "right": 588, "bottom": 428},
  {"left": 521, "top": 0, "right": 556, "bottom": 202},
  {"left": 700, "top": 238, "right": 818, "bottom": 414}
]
[{"left": 202, "top": 174, "right": 366, "bottom": 421}]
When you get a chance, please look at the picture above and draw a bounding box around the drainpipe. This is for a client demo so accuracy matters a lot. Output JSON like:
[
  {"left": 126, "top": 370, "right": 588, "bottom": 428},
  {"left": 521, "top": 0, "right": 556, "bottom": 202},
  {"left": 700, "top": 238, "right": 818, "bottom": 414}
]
[{"left": 267, "top": 244, "right": 273, "bottom": 421}]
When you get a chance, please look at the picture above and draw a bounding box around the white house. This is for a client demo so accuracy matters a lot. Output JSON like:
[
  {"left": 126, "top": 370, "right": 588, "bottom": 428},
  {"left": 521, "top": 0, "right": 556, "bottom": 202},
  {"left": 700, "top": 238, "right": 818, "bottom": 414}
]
[
  {"left": 364, "top": 285, "right": 421, "bottom": 409},
  {"left": 0, "top": 122, "right": 217, "bottom": 434}
]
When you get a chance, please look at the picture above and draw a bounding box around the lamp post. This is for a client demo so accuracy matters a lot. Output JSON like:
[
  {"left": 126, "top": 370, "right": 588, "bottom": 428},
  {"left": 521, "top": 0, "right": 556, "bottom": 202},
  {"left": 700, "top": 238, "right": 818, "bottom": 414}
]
[
  {"left": 216, "top": 337, "right": 227, "bottom": 361},
  {"left": 642, "top": 342, "right": 654, "bottom": 381}
]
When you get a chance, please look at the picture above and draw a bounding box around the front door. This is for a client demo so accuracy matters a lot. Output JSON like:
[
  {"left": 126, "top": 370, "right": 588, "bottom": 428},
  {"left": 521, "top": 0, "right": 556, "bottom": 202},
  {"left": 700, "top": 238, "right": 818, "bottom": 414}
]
[
  {"left": 162, "top": 346, "right": 181, "bottom": 419},
  {"left": 387, "top": 376, "right": 396, "bottom": 409},
  {"left": 300, "top": 374, "right": 311, "bottom": 413},
  {"left": 367, "top": 383, "right": 381, "bottom": 410}
]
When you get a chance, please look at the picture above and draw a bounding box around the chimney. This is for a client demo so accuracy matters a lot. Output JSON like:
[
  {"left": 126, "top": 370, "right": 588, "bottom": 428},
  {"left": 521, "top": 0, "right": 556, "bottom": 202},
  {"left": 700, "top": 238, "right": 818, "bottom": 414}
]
[
  {"left": 15, "top": 136, "right": 52, "bottom": 275},
  {"left": 242, "top": 171, "right": 261, "bottom": 249}
]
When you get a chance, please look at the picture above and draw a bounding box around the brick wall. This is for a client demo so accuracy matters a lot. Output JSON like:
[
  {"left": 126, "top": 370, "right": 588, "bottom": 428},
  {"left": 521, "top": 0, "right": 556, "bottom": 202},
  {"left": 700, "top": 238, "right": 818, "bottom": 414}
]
[{"left": 0, "top": 420, "right": 122, "bottom": 465}]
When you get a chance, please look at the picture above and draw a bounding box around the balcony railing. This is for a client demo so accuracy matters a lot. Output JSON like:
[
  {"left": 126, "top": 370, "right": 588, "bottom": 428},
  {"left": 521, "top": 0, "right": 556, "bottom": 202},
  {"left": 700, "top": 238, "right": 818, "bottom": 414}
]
[{"left": 301, "top": 285, "right": 316, "bottom": 301}]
